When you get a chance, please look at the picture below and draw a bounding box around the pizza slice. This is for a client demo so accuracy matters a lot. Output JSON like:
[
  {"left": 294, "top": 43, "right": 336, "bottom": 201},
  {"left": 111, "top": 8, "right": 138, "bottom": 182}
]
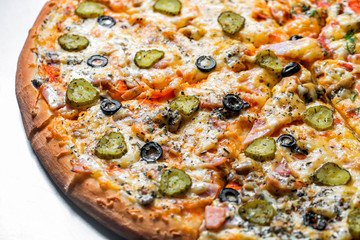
[{"left": 198, "top": 75, "right": 360, "bottom": 240}]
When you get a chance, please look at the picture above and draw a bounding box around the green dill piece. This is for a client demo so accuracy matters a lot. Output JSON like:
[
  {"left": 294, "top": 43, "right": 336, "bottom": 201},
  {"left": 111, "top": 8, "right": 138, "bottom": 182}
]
[{"left": 351, "top": 91, "right": 358, "bottom": 101}]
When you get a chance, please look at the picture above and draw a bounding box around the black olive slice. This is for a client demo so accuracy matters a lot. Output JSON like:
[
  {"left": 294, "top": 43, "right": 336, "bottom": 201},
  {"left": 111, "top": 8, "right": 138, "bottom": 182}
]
[
  {"left": 87, "top": 55, "right": 108, "bottom": 68},
  {"left": 100, "top": 99, "right": 122, "bottom": 115},
  {"left": 141, "top": 142, "right": 163, "bottom": 162},
  {"left": 97, "top": 16, "right": 117, "bottom": 28},
  {"left": 195, "top": 56, "right": 216, "bottom": 72},
  {"left": 219, "top": 188, "right": 240, "bottom": 204},
  {"left": 303, "top": 212, "right": 327, "bottom": 231},
  {"left": 277, "top": 134, "right": 297, "bottom": 148},
  {"left": 31, "top": 79, "right": 42, "bottom": 88},
  {"left": 223, "top": 94, "right": 250, "bottom": 112},
  {"left": 291, "top": 146, "right": 308, "bottom": 155},
  {"left": 289, "top": 35, "right": 303, "bottom": 41},
  {"left": 281, "top": 62, "right": 301, "bottom": 77}
]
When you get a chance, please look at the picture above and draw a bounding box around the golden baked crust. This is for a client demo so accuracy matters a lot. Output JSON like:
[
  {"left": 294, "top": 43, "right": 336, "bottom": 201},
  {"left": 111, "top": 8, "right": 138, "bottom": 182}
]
[{"left": 16, "top": 1, "right": 200, "bottom": 239}]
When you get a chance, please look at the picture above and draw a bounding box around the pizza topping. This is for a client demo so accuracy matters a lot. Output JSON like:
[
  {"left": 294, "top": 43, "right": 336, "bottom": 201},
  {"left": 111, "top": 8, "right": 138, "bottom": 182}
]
[
  {"left": 153, "top": 0, "right": 182, "bottom": 16},
  {"left": 58, "top": 34, "right": 89, "bottom": 52},
  {"left": 195, "top": 56, "right": 216, "bottom": 73},
  {"left": 281, "top": 62, "right": 301, "bottom": 77},
  {"left": 164, "top": 109, "right": 182, "bottom": 132},
  {"left": 159, "top": 167, "right": 192, "bottom": 197},
  {"left": 222, "top": 94, "right": 250, "bottom": 112},
  {"left": 244, "top": 136, "right": 276, "bottom": 161},
  {"left": 97, "top": 16, "right": 116, "bottom": 28},
  {"left": 66, "top": 79, "right": 99, "bottom": 108},
  {"left": 302, "top": 105, "right": 333, "bottom": 131},
  {"left": 277, "top": 134, "right": 296, "bottom": 148},
  {"left": 95, "top": 132, "right": 128, "bottom": 160},
  {"left": 303, "top": 212, "right": 327, "bottom": 231},
  {"left": 217, "top": 11, "right": 245, "bottom": 35},
  {"left": 298, "top": 83, "right": 322, "bottom": 103},
  {"left": 219, "top": 188, "right": 240, "bottom": 204},
  {"left": 289, "top": 35, "right": 303, "bottom": 41},
  {"left": 255, "top": 49, "right": 282, "bottom": 73},
  {"left": 239, "top": 200, "right": 275, "bottom": 226},
  {"left": 169, "top": 95, "right": 200, "bottom": 118},
  {"left": 134, "top": 50, "right": 164, "bottom": 69},
  {"left": 87, "top": 55, "right": 108, "bottom": 68},
  {"left": 140, "top": 141, "right": 163, "bottom": 163},
  {"left": 75, "top": 1, "right": 104, "bottom": 19},
  {"left": 100, "top": 99, "right": 122, "bottom": 115},
  {"left": 205, "top": 206, "right": 227, "bottom": 230},
  {"left": 313, "top": 162, "right": 351, "bottom": 186},
  {"left": 31, "top": 79, "right": 42, "bottom": 89},
  {"left": 348, "top": 209, "right": 360, "bottom": 239}
]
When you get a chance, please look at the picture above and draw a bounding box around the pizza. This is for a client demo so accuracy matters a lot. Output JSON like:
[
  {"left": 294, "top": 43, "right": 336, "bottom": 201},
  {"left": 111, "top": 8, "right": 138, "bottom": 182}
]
[{"left": 15, "top": 0, "right": 360, "bottom": 239}]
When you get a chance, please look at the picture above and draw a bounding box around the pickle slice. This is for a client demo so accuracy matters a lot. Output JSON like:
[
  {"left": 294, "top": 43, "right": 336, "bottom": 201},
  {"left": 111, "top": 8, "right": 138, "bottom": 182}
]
[
  {"left": 239, "top": 200, "right": 275, "bottom": 225},
  {"left": 75, "top": 1, "right": 104, "bottom": 19},
  {"left": 348, "top": 209, "right": 360, "bottom": 239},
  {"left": 159, "top": 167, "right": 192, "bottom": 197},
  {"left": 66, "top": 79, "right": 99, "bottom": 108},
  {"left": 313, "top": 162, "right": 351, "bottom": 186},
  {"left": 58, "top": 34, "right": 89, "bottom": 52},
  {"left": 302, "top": 105, "right": 333, "bottom": 131},
  {"left": 134, "top": 50, "right": 164, "bottom": 68},
  {"left": 154, "top": 0, "right": 182, "bottom": 15},
  {"left": 255, "top": 49, "right": 283, "bottom": 73},
  {"left": 169, "top": 95, "right": 200, "bottom": 118},
  {"left": 95, "top": 132, "right": 128, "bottom": 160},
  {"left": 218, "top": 11, "right": 245, "bottom": 35},
  {"left": 244, "top": 136, "right": 276, "bottom": 161}
]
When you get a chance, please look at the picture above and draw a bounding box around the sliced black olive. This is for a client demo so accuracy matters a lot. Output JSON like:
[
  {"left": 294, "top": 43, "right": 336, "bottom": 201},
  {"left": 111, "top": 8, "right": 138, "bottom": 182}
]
[
  {"left": 141, "top": 142, "right": 163, "bottom": 162},
  {"left": 100, "top": 99, "right": 122, "bottom": 115},
  {"left": 289, "top": 35, "right": 303, "bottom": 41},
  {"left": 87, "top": 55, "right": 108, "bottom": 68},
  {"left": 219, "top": 188, "right": 240, "bottom": 204},
  {"left": 303, "top": 212, "right": 327, "bottom": 231},
  {"left": 195, "top": 56, "right": 216, "bottom": 72},
  {"left": 31, "top": 79, "right": 42, "bottom": 88},
  {"left": 277, "top": 134, "right": 297, "bottom": 148},
  {"left": 291, "top": 146, "right": 308, "bottom": 155},
  {"left": 97, "top": 16, "right": 116, "bottom": 28},
  {"left": 223, "top": 94, "right": 250, "bottom": 112},
  {"left": 281, "top": 62, "right": 301, "bottom": 77}
]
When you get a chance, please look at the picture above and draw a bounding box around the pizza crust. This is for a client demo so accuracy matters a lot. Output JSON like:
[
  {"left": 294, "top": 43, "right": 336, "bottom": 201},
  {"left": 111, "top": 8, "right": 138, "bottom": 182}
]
[{"left": 16, "top": 1, "right": 199, "bottom": 239}]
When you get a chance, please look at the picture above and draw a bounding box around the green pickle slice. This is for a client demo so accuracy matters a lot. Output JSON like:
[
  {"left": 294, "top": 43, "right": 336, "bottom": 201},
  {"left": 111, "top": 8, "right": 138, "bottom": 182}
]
[
  {"left": 66, "top": 79, "right": 99, "bottom": 108},
  {"left": 58, "top": 34, "right": 89, "bottom": 52},
  {"left": 75, "top": 1, "right": 104, "bottom": 18},
  {"left": 255, "top": 49, "right": 283, "bottom": 73},
  {"left": 302, "top": 105, "right": 333, "bottom": 131},
  {"left": 244, "top": 136, "right": 276, "bottom": 161},
  {"left": 348, "top": 209, "right": 360, "bottom": 239},
  {"left": 169, "top": 95, "right": 200, "bottom": 118},
  {"left": 313, "top": 162, "right": 351, "bottom": 186},
  {"left": 239, "top": 200, "right": 275, "bottom": 225},
  {"left": 95, "top": 132, "right": 128, "bottom": 160},
  {"left": 218, "top": 11, "right": 245, "bottom": 35},
  {"left": 159, "top": 167, "right": 192, "bottom": 197},
  {"left": 134, "top": 49, "right": 164, "bottom": 68},
  {"left": 154, "top": 0, "right": 182, "bottom": 16}
]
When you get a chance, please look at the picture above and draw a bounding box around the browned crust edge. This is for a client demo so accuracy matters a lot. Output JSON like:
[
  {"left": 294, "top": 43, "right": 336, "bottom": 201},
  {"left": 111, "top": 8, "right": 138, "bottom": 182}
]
[{"left": 15, "top": 1, "right": 199, "bottom": 239}]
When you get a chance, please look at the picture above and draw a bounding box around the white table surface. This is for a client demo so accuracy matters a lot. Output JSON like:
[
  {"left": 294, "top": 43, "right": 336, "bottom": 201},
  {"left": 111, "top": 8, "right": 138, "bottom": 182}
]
[{"left": 0, "top": 1, "right": 124, "bottom": 239}]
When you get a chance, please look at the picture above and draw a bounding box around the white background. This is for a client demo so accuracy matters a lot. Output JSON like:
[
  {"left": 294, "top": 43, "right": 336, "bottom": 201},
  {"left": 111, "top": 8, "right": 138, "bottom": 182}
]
[{"left": 0, "top": 1, "right": 123, "bottom": 239}]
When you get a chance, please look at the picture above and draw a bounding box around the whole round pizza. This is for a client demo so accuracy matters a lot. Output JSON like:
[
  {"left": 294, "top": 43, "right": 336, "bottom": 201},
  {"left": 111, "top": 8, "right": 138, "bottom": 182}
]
[{"left": 16, "top": 0, "right": 360, "bottom": 239}]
